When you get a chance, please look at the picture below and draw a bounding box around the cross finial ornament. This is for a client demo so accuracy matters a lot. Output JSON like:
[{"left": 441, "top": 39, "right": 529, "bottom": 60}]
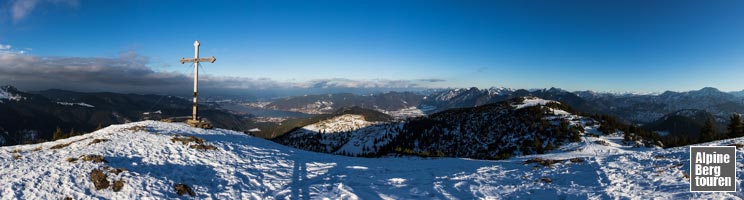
[{"left": 179, "top": 40, "right": 216, "bottom": 128}]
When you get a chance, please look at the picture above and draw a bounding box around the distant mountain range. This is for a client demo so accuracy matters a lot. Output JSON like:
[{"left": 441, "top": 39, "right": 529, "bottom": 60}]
[
  {"left": 265, "top": 92, "right": 423, "bottom": 114},
  {"left": 262, "top": 87, "right": 744, "bottom": 121},
  {"left": 576, "top": 87, "right": 744, "bottom": 123},
  {"left": 4, "top": 84, "right": 743, "bottom": 148},
  {"left": 0, "top": 85, "right": 249, "bottom": 146},
  {"left": 246, "top": 86, "right": 744, "bottom": 142},
  {"left": 250, "top": 87, "right": 594, "bottom": 115}
]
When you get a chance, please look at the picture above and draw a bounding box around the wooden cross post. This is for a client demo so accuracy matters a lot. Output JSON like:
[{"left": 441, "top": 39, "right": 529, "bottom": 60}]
[{"left": 179, "top": 40, "right": 216, "bottom": 128}]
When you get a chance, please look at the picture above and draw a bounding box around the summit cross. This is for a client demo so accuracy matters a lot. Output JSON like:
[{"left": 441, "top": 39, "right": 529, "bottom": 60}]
[{"left": 179, "top": 40, "right": 216, "bottom": 127}]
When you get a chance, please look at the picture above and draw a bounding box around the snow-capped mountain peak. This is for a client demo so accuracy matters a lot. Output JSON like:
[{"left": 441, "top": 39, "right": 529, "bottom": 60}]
[{"left": 486, "top": 87, "right": 514, "bottom": 96}]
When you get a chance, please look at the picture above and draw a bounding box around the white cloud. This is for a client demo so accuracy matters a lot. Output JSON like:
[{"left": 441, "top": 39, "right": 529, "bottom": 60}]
[
  {"left": 9, "top": 0, "right": 79, "bottom": 23},
  {"left": 416, "top": 78, "right": 446, "bottom": 83},
  {"left": 0, "top": 42, "right": 25, "bottom": 54},
  {"left": 11, "top": 0, "right": 38, "bottom": 22},
  {"left": 0, "top": 52, "right": 436, "bottom": 94},
  {"left": 302, "top": 78, "right": 419, "bottom": 89}
]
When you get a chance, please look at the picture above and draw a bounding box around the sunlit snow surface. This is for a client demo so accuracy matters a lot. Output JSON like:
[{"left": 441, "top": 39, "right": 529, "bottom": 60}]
[
  {"left": 56, "top": 102, "right": 95, "bottom": 108},
  {"left": 1, "top": 121, "right": 743, "bottom": 199},
  {"left": 0, "top": 87, "right": 22, "bottom": 102},
  {"left": 512, "top": 97, "right": 557, "bottom": 110}
]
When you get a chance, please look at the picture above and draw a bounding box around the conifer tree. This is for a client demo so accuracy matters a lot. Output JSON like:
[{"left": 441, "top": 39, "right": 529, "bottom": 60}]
[
  {"left": 67, "top": 128, "right": 75, "bottom": 139},
  {"left": 700, "top": 118, "right": 717, "bottom": 143},
  {"left": 623, "top": 131, "right": 632, "bottom": 141},
  {"left": 533, "top": 136, "right": 543, "bottom": 153},
  {"left": 727, "top": 114, "right": 743, "bottom": 138},
  {"left": 52, "top": 127, "right": 63, "bottom": 141},
  {"left": 545, "top": 140, "right": 555, "bottom": 150}
]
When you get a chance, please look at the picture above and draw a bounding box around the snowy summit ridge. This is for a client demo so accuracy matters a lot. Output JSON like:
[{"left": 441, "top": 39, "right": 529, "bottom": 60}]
[{"left": 2, "top": 120, "right": 744, "bottom": 199}]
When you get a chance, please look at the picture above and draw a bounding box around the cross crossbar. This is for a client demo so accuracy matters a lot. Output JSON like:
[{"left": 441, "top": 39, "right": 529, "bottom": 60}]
[{"left": 179, "top": 56, "right": 216, "bottom": 64}]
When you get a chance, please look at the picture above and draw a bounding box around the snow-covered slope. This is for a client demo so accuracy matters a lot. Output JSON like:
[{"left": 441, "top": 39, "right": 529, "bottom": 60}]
[
  {"left": 0, "top": 85, "right": 24, "bottom": 102},
  {"left": 377, "top": 106, "right": 429, "bottom": 120},
  {"left": 56, "top": 102, "right": 95, "bottom": 108},
  {"left": 512, "top": 97, "right": 556, "bottom": 109},
  {"left": 275, "top": 114, "right": 400, "bottom": 156},
  {"left": 278, "top": 97, "right": 623, "bottom": 159},
  {"left": 2, "top": 120, "right": 743, "bottom": 199},
  {"left": 303, "top": 114, "right": 377, "bottom": 133}
]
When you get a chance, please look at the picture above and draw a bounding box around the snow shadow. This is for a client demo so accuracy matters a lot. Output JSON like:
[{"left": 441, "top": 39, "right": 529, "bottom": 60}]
[
  {"left": 280, "top": 153, "right": 618, "bottom": 199},
  {"left": 105, "top": 156, "right": 227, "bottom": 198},
  {"left": 135, "top": 123, "right": 612, "bottom": 198},
  {"left": 290, "top": 158, "right": 310, "bottom": 200}
]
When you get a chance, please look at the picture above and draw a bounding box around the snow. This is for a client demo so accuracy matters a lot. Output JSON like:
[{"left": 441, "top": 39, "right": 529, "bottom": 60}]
[
  {"left": 332, "top": 123, "right": 401, "bottom": 155},
  {"left": 0, "top": 87, "right": 23, "bottom": 102},
  {"left": 431, "top": 87, "right": 514, "bottom": 102},
  {"left": 2, "top": 120, "right": 744, "bottom": 199},
  {"left": 142, "top": 110, "right": 162, "bottom": 115},
  {"left": 435, "top": 88, "right": 466, "bottom": 101},
  {"left": 304, "top": 114, "right": 376, "bottom": 133},
  {"left": 486, "top": 87, "right": 514, "bottom": 96},
  {"left": 378, "top": 105, "right": 440, "bottom": 120},
  {"left": 285, "top": 101, "right": 334, "bottom": 114},
  {"left": 56, "top": 102, "right": 95, "bottom": 108},
  {"left": 241, "top": 101, "right": 271, "bottom": 108},
  {"left": 596, "top": 90, "right": 662, "bottom": 96},
  {"left": 247, "top": 128, "right": 261, "bottom": 132},
  {"left": 512, "top": 97, "right": 557, "bottom": 109},
  {"left": 377, "top": 106, "right": 426, "bottom": 120},
  {"left": 550, "top": 108, "right": 571, "bottom": 116},
  {"left": 285, "top": 114, "right": 399, "bottom": 155}
]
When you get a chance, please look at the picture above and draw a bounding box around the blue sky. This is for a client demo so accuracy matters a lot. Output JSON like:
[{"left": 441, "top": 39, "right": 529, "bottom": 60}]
[{"left": 1, "top": 0, "right": 744, "bottom": 93}]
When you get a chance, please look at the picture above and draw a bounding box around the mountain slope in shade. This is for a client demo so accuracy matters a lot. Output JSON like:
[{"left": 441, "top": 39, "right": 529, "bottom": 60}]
[
  {"left": 642, "top": 109, "right": 723, "bottom": 140},
  {"left": 274, "top": 114, "right": 401, "bottom": 156},
  {"left": 385, "top": 97, "right": 591, "bottom": 159},
  {"left": 275, "top": 97, "right": 657, "bottom": 159},
  {"left": 1, "top": 120, "right": 742, "bottom": 199},
  {"left": 0, "top": 86, "right": 250, "bottom": 146}
]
